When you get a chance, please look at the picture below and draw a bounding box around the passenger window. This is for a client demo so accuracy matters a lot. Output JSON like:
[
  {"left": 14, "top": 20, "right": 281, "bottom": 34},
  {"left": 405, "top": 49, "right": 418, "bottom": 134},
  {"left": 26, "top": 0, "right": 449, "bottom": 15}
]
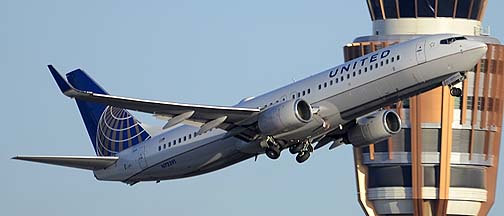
[
  {"left": 194, "top": 132, "right": 197, "bottom": 137},
  {"left": 318, "top": 84, "right": 322, "bottom": 90},
  {"left": 347, "top": 74, "right": 350, "bottom": 79},
  {"left": 163, "top": 144, "right": 166, "bottom": 149},
  {"left": 358, "top": 69, "right": 362, "bottom": 74},
  {"left": 297, "top": 92, "right": 301, "bottom": 97},
  {"left": 380, "top": 61, "right": 383, "bottom": 66},
  {"left": 330, "top": 80, "right": 333, "bottom": 85},
  {"left": 302, "top": 91, "right": 305, "bottom": 96},
  {"left": 178, "top": 138, "right": 182, "bottom": 143},
  {"left": 324, "top": 83, "right": 327, "bottom": 88},
  {"left": 169, "top": 142, "right": 172, "bottom": 147},
  {"left": 365, "top": 67, "right": 368, "bottom": 72},
  {"left": 335, "top": 78, "right": 339, "bottom": 83},
  {"left": 158, "top": 146, "right": 161, "bottom": 151},
  {"left": 307, "top": 89, "right": 311, "bottom": 94},
  {"left": 370, "top": 65, "right": 373, "bottom": 70},
  {"left": 173, "top": 140, "right": 177, "bottom": 145},
  {"left": 353, "top": 71, "right": 356, "bottom": 77},
  {"left": 386, "top": 59, "right": 389, "bottom": 64},
  {"left": 397, "top": 55, "right": 400, "bottom": 60},
  {"left": 276, "top": 100, "right": 279, "bottom": 103},
  {"left": 341, "top": 76, "right": 344, "bottom": 81},
  {"left": 189, "top": 134, "right": 192, "bottom": 139},
  {"left": 391, "top": 57, "right": 395, "bottom": 62},
  {"left": 375, "top": 63, "right": 378, "bottom": 68}
]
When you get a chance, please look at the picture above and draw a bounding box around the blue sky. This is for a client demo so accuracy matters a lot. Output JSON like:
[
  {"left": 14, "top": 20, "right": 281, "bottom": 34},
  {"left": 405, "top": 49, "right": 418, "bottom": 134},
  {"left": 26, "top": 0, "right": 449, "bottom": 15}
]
[{"left": 2, "top": 0, "right": 503, "bottom": 215}]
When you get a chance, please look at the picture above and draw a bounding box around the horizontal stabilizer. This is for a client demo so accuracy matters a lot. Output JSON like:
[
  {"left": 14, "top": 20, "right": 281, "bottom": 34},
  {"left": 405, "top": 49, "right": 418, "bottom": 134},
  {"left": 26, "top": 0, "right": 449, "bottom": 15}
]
[{"left": 12, "top": 155, "right": 118, "bottom": 170}]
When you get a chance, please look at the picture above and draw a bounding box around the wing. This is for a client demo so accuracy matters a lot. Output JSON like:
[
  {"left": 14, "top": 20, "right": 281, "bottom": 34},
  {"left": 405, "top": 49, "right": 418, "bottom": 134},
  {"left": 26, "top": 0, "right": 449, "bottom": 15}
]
[
  {"left": 49, "top": 65, "right": 261, "bottom": 136},
  {"left": 12, "top": 155, "right": 118, "bottom": 170}
]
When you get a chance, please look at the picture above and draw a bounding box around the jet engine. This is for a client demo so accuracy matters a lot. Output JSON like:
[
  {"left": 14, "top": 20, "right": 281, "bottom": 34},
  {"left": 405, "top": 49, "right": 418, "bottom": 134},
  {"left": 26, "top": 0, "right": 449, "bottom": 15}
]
[
  {"left": 348, "top": 110, "right": 401, "bottom": 147},
  {"left": 258, "top": 99, "right": 313, "bottom": 135}
]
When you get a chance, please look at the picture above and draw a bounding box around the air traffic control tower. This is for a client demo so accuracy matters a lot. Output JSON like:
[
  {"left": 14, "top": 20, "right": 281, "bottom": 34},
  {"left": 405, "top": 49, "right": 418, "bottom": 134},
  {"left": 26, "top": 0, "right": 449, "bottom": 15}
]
[{"left": 344, "top": 1, "right": 502, "bottom": 215}]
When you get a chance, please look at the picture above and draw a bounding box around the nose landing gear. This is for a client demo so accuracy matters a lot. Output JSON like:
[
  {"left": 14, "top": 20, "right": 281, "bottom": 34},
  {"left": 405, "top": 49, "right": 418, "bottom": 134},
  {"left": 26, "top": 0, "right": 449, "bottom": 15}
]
[
  {"left": 450, "top": 87, "right": 463, "bottom": 97},
  {"left": 442, "top": 72, "right": 465, "bottom": 97}
]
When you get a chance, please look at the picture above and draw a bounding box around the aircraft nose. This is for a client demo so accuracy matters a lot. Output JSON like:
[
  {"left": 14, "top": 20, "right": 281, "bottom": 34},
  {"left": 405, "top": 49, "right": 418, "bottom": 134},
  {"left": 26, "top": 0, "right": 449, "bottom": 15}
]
[{"left": 470, "top": 41, "right": 488, "bottom": 56}]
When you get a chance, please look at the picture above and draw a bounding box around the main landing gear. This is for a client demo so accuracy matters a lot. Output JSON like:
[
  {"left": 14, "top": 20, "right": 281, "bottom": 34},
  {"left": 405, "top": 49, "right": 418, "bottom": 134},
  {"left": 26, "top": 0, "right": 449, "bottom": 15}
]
[
  {"left": 442, "top": 72, "right": 465, "bottom": 97},
  {"left": 264, "top": 136, "right": 281, "bottom": 160},
  {"left": 289, "top": 140, "right": 313, "bottom": 163},
  {"left": 263, "top": 137, "right": 313, "bottom": 163}
]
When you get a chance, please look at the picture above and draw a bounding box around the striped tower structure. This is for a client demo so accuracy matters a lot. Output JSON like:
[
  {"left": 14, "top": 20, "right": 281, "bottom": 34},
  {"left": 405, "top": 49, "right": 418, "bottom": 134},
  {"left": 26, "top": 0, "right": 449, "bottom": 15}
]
[{"left": 345, "top": 1, "right": 502, "bottom": 215}]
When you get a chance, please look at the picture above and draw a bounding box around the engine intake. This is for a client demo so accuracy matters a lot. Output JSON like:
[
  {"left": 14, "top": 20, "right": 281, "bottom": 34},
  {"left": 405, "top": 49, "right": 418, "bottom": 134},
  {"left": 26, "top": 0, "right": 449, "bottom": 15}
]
[
  {"left": 348, "top": 110, "right": 401, "bottom": 147},
  {"left": 258, "top": 99, "right": 312, "bottom": 135}
]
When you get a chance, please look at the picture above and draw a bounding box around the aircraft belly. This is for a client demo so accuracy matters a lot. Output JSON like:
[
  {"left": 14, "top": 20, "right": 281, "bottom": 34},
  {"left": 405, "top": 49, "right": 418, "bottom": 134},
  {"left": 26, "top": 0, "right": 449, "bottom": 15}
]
[{"left": 134, "top": 137, "right": 250, "bottom": 181}]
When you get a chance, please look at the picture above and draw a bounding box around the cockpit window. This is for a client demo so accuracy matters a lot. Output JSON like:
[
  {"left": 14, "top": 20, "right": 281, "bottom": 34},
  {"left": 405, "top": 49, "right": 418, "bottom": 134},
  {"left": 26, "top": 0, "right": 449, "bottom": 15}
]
[{"left": 440, "top": 36, "right": 467, "bottom": 45}]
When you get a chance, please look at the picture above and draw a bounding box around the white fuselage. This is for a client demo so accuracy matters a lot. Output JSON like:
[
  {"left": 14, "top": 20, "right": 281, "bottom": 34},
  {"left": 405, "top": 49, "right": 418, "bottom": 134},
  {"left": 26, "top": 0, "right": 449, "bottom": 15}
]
[{"left": 93, "top": 34, "right": 487, "bottom": 184}]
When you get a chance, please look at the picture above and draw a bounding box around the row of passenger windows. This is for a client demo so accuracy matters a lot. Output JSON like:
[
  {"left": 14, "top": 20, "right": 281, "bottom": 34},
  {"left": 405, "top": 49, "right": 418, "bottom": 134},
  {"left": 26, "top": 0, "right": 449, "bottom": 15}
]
[
  {"left": 157, "top": 129, "right": 214, "bottom": 151},
  {"left": 318, "top": 55, "right": 401, "bottom": 90},
  {"left": 259, "top": 88, "right": 312, "bottom": 109}
]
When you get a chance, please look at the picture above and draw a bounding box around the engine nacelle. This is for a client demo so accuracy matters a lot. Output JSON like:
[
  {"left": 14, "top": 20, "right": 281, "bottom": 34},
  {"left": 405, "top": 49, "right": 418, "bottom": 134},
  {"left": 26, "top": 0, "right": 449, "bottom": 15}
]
[
  {"left": 348, "top": 110, "right": 401, "bottom": 147},
  {"left": 258, "top": 99, "right": 313, "bottom": 135}
]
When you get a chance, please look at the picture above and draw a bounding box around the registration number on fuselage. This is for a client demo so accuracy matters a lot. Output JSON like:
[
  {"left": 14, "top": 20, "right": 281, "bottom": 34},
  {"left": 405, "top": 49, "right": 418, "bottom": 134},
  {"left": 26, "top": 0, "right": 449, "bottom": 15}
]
[{"left": 161, "top": 159, "right": 177, "bottom": 168}]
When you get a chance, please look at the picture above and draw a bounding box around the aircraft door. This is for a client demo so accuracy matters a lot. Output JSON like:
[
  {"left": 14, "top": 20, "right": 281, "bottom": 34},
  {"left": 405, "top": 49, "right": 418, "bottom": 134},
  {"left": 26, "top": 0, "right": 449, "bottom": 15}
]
[
  {"left": 416, "top": 40, "right": 426, "bottom": 64},
  {"left": 136, "top": 145, "right": 148, "bottom": 169}
]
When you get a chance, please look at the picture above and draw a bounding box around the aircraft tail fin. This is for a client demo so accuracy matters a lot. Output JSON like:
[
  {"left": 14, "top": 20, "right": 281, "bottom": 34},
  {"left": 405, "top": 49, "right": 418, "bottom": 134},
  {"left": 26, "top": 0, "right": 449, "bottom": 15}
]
[{"left": 48, "top": 65, "right": 151, "bottom": 156}]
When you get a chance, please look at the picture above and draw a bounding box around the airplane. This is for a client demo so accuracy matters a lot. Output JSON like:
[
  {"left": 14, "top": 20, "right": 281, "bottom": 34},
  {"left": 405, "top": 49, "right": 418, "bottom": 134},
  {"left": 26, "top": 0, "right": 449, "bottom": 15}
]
[{"left": 13, "top": 34, "right": 487, "bottom": 185}]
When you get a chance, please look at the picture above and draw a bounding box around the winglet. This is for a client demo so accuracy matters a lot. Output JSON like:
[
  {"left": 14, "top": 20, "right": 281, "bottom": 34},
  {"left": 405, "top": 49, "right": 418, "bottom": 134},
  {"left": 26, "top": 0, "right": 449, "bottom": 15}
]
[
  {"left": 48, "top": 65, "right": 82, "bottom": 97},
  {"left": 48, "top": 65, "right": 73, "bottom": 94}
]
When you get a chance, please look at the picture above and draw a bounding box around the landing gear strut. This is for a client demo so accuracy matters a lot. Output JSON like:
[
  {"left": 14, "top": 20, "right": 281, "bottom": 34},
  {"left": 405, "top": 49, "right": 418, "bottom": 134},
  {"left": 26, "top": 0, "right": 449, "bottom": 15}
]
[
  {"left": 295, "top": 140, "right": 313, "bottom": 163},
  {"left": 264, "top": 136, "right": 281, "bottom": 160},
  {"left": 443, "top": 72, "right": 465, "bottom": 97}
]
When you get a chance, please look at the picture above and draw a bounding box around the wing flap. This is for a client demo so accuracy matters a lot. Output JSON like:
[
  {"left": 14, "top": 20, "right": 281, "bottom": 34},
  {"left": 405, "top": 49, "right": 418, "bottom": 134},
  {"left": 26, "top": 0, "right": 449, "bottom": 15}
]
[{"left": 12, "top": 155, "right": 119, "bottom": 170}]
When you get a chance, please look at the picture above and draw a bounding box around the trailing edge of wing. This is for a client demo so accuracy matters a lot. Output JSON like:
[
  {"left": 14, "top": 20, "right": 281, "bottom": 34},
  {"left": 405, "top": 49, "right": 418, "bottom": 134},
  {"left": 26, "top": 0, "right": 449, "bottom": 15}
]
[
  {"left": 12, "top": 155, "right": 119, "bottom": 171},
  {"left": 47, "top": 65, "right": 261, "bottom": 126}
]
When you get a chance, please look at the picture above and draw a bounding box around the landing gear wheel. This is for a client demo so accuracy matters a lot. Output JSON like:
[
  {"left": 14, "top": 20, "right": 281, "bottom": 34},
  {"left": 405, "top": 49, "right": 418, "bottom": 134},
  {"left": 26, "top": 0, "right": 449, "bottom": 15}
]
[
  {"left": 450, "top": 87, "right": 462, "bottom": 97},
  {"left": 289, "top": 143, "right": 303, "bottom": 154},
  {"left": 296, "top": 152, "right": 310, "bottom": 163},
  {"left": 265, "top": 146, "right": 281, "bottom": 160}
]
